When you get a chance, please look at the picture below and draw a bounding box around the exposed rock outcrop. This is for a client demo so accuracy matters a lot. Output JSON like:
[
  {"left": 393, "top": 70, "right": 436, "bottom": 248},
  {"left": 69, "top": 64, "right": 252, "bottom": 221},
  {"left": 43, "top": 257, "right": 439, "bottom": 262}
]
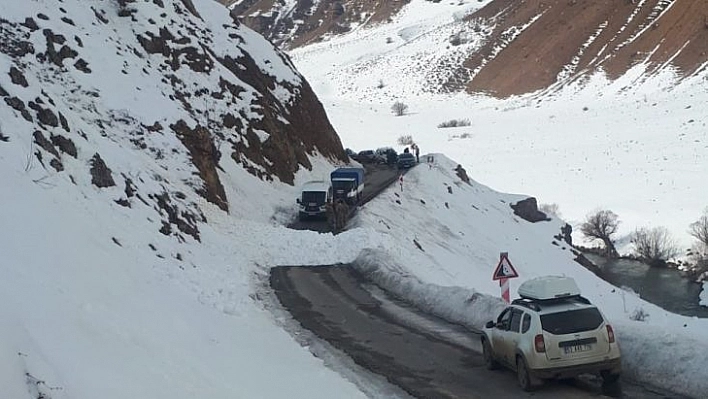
[
  {"left": 90, "top": 153, "right": 116, "bottom": 188},
  {"left": 454, "top": 164, "right": 470, "bottom": 185},
  {"left": 171, "top": 120, "right": 228, "bottom": 212},
  {"left": 511, "top": 197, "right": 549, "bottom": 223}
]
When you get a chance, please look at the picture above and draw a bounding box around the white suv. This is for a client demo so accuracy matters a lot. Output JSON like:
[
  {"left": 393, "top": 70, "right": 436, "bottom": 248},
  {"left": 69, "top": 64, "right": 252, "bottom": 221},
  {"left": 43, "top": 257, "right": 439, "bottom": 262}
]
[{"left": 481, "top": 276, "right": 621, "bottom": 392}]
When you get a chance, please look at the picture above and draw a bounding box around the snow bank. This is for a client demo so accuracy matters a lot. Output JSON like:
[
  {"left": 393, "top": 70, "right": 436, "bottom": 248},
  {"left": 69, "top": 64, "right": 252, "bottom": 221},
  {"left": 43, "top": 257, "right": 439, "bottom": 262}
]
[{"left": 351, "top": 154, "right": 708, "bottom": 398}]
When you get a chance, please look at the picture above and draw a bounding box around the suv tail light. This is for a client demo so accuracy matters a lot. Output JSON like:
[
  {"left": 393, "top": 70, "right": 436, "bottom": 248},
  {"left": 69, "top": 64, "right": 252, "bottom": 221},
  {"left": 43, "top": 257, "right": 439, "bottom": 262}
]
[
  {"left": 606, "top": 325, "right": 615, "bottom": 343},
  {"left": 534, "top": 334, "right": 546, "bottom": 353}
]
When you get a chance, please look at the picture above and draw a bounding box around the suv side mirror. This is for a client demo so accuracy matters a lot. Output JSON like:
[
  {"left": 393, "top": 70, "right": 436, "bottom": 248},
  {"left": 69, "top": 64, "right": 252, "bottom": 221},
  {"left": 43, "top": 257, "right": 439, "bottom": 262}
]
[
  {"left": 296, "top": 198, "right": 301, "bottom": 204},
  {"left": 485, "top": 321, "right": 495, "bottom": 329}
]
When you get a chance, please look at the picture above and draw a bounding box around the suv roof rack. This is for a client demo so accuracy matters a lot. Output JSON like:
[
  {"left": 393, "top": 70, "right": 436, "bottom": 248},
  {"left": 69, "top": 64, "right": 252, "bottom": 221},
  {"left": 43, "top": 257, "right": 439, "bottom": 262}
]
[{"left": 512, "top": 295, "right": 591, "bottom": 312}]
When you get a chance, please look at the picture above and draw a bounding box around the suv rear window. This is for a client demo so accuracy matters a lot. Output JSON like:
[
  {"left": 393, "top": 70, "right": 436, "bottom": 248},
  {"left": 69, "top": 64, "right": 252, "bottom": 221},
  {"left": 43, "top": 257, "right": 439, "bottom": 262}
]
[{"left": 540, "top": 307, "right": 604, "bottom": 335}]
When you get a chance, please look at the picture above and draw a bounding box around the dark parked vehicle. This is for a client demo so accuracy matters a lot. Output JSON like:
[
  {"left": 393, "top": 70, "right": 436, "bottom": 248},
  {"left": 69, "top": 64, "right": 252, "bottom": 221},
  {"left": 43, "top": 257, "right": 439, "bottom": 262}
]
[
  {"left": 397, "top": 153, "right": 416, "bottom": 169},
  {"left": 376, "top": 147, "right": 397, "bottom": 165},
  {"left": 355, "top": 150, "right": 377, "bottom": 163}
]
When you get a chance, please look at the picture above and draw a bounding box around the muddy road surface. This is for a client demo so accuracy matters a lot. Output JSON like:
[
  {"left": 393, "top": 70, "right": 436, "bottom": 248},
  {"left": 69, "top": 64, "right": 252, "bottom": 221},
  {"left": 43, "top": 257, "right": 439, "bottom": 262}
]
[{"left": 271, "top": 265, "right": 690, "bottom": 399}]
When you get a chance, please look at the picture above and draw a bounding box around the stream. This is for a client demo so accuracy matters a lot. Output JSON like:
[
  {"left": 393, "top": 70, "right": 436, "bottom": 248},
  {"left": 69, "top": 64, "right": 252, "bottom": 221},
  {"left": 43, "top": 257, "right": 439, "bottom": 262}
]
[{"left": 585, "top": 254, "right": 708, "bottom": 318}]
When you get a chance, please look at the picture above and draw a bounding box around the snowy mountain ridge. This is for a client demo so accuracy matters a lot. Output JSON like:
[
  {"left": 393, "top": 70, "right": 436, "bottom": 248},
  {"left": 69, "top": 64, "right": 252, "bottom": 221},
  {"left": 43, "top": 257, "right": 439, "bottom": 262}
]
[{"left": 230, "top": 0, "right": 708, "bottom": 97}]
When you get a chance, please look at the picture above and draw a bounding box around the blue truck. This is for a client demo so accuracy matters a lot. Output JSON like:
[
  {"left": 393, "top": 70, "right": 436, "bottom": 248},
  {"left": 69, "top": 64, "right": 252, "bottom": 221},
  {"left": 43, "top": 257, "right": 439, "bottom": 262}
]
[{"left": 330, "top": 167, "right": 365, "bottom": 206}]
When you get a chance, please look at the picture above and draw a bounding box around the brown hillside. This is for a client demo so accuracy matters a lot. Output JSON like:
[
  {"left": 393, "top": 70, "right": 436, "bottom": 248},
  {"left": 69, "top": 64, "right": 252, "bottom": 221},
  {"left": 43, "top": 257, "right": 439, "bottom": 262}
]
[
  {"left": 466, "top": 0, "right": 708, "bottom": 97},
  {"left": 228, "top": 0, "right": 410, "bottom": 48}
]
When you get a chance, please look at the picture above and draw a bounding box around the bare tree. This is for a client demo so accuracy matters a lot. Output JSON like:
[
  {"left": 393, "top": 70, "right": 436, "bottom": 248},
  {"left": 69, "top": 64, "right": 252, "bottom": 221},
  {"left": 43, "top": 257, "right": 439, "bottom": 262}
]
[
  {"left": 689, "top": 209, "right": 708, "bottom": 247},
  {"left": 391, "top": 101, "right": 408, "bottom": 116},
  {"left": 580, "top": 209, "right": 620, "bottom": 258},
  {"left": 631, "top": 226, "right": 679, "bottom": 267},
  {"left": 689, "top": 209, "right": 708, "bottom": 274}
]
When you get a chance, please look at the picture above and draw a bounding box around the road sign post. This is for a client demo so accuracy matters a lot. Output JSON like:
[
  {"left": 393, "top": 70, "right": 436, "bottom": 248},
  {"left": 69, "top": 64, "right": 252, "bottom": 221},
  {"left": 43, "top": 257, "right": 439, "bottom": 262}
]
[{"left": 492, "top": 252, "right": 519, "bottom": 303}]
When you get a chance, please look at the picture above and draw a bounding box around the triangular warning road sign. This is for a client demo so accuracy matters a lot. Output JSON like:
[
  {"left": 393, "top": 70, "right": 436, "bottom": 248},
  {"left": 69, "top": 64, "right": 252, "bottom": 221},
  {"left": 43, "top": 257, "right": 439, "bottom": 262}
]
[{"left": 492, "top": 254, "right": 519, "bottom": 280}]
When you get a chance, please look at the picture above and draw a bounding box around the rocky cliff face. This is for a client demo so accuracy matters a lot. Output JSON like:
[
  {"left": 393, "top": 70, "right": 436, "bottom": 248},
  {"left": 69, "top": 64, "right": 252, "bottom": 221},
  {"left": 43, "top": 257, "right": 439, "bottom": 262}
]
[{"left": 0, "top": 0, "right": 347, "bottom": 240}]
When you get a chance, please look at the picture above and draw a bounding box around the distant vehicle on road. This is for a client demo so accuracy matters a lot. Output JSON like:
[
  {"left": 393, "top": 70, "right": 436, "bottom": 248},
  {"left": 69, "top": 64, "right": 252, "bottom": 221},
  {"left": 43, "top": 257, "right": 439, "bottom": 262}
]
[
  {"left": 296, "top": 180, "right": 332, "bottom": 221},
  {"left": 376, "top": 147, "right": 397, "bottom": 165},
  {"left": 481, "top": 276, "right": 621, "bottom": 392},
  {"left": 331, "top": 167, "right": 365, "bottom": 205},
  {"left": 397, "top": 153, "right": 416, "bottom": 169},
  {"left": 355, "top": 150, "right": 377, "bottom": 163}
]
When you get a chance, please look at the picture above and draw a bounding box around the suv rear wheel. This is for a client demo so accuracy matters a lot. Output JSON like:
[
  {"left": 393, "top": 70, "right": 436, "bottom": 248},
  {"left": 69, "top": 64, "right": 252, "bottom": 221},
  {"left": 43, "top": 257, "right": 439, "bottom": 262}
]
[
  {"left": 516, "top": 356, "right": 539, "bottom": 391},
  {"left": 482, "top": 338, "right": 499, "bottom": 370}
]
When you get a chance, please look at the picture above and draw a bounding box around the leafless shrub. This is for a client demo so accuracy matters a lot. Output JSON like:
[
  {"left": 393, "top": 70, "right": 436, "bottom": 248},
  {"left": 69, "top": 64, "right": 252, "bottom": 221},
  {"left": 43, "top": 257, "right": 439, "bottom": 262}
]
[
  {"left": 629, "top": 307, "right": 649, "bottom": 322},
  {"left": 580, "top": 209, "right": 620, "bottom": 258},
  {"left": 631, "top": 226, "right": 679, "bottom": 266},
  {"left": 397, "top": 135, "right": 414, "bottom": 146},
  {"left": 437, "top": 118, "right": 471, "bottom": 128},
  {"left": 377, "top": 79, "right": 385, "bottom": 89},
  {"left": 391, "top": 101, "right": 408, "bottom": 116},
  {"left": 539, "top": 203, "right": 561, "bottom": 218}
]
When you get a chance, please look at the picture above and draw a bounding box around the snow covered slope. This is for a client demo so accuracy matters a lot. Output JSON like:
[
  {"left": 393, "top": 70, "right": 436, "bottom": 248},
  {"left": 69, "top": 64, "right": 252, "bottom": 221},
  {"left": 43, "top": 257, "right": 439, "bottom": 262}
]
[
  {"left": 233, "top": 0, "right": 708, "bottom": 96},
  {"left": 289, "top": 0, "right": 708, "bottom": 252}
]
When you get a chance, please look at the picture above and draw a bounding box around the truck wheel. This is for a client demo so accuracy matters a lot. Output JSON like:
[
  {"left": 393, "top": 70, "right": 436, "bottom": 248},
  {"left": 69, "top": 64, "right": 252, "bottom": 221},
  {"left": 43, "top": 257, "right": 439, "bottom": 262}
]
[{"left": 482, "top": 338, "right": 499, "bottom": 370}]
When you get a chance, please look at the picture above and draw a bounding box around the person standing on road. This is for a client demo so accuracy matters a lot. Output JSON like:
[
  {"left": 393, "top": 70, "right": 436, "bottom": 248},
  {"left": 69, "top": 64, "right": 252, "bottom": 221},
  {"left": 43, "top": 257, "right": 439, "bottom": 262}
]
[
  {"left": 399, "top": 173, "right": 404, "bottom": 192},
  {"left": 335, "top": 199, "right": 349, "bottom": 233},
  {"left": 325, "top": 199, "right": 335, "bottom": 231},
  {"left": 414, "top": 145, "right": 420, "bottom": 163}
]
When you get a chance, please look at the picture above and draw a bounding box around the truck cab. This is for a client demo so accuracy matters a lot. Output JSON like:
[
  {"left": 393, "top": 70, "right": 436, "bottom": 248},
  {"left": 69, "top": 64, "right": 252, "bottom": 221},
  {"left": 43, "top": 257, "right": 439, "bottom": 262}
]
[
  {"left": 330, "top": 167, "right": 365, "bottom": 206},
  {"left": 297, "top": 180, "right": 332, "bottom": 221}
]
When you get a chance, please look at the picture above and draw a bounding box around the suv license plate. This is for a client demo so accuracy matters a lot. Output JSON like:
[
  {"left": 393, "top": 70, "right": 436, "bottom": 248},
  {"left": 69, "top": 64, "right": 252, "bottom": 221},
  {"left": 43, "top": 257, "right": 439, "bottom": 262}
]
[{"left": 564, "top": 344, "right": 592, "bottom": 354}]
